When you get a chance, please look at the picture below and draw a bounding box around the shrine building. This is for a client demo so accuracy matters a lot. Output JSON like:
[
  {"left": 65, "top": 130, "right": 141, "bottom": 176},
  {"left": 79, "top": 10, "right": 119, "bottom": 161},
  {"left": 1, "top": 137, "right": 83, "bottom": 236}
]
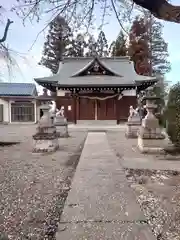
[{"left": 34, "top": 56, "right": 157, "bottom": 124}]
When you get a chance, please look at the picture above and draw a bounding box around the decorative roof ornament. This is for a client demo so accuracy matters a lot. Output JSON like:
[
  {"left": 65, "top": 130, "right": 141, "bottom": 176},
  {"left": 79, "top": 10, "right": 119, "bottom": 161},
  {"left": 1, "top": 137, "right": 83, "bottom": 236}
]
[{"left": 93, "top": 62, "right": 99, "bottom": 72}]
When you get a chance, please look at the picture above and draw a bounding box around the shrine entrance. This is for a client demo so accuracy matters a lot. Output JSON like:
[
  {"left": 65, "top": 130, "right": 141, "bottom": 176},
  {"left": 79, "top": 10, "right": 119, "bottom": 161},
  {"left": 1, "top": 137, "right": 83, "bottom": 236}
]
[
  {"left": 96, "top": 99, "right": 116, "bottom": 120},
  {"left": 78, "top": 98, "right": 116, "bottom": 120}
]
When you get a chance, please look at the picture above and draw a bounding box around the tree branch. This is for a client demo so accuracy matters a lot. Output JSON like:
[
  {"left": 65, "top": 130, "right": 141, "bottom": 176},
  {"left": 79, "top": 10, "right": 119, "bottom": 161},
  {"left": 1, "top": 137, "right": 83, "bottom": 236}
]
[
  {"left": 132, "top": 0, "right": 180, "bottom": 23},
  {"left": 0, "top": 19, "right": 13, "bottom": 44},
  {"left": 110, "top": 0, "right": 129, "bottom": 35}
]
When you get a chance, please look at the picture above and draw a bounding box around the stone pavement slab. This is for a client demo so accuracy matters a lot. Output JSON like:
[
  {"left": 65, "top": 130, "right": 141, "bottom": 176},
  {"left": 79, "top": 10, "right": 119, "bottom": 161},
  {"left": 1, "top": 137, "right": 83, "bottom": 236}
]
[
  {"left": 57, "top": 222, "right": 155, "bottom": 240},
  {"left": 61, "top": 132, "right": 145, "bottom": 223},
  {"left": 57, "top": 132, "right": 155, "bottom": 239}
]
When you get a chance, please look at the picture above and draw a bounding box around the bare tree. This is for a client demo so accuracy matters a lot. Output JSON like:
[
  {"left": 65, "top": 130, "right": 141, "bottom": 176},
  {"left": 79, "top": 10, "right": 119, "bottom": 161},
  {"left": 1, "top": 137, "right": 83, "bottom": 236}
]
[
  {"left": 11, "top": 0, "right": 134, "bottom": 34},
  {"left": 7, "top": 0, "right": 180, "bottom": 31},
  {"left": 0, "top": 12, "right": 27, "bottom": 82},
  {"left": 0, "top": 19, "right": 13, "bottom": 44}
]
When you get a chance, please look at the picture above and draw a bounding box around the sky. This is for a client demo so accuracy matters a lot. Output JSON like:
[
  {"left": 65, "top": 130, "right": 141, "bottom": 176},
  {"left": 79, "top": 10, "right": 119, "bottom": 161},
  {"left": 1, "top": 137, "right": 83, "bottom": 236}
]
[{"left": 0, "top": 0, "right": 179, "bottom": 90}]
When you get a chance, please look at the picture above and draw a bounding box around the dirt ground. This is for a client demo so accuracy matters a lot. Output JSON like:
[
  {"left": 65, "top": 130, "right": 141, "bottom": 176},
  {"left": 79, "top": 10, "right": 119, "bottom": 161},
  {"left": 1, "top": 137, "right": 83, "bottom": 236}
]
[{"left": 0, "top": 125, "right": 87, "bottom": 240}]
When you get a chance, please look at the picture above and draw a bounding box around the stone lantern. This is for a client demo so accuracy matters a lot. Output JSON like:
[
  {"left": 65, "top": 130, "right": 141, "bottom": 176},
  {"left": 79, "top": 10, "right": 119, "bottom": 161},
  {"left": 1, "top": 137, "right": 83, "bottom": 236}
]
[
  {"left": 32, "top": 88, "right": 59, "bottom": 153},
  {"left": 137, "top": 86, "right": 167, "bottom": 153},
  {"left": 32, "top": 103, "right": 59, "bottom": 153}
]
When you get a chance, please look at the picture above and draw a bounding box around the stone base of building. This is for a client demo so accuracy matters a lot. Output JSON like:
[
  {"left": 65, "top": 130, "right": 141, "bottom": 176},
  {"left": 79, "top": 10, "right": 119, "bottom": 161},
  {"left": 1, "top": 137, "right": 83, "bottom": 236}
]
[
  {"left": 33, "top": 138, "right": 59, "bottom": 153},
  {"left": 125, "top": 123, "right": 141, "bottom": 139},
  {"left": 138, "top": 137, "right": 167, "bottom": 154}
]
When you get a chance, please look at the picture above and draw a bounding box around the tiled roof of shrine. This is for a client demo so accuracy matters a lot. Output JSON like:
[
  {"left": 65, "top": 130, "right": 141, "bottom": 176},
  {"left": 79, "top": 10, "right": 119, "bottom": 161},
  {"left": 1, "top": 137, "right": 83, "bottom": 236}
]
[{"left": 34, "top": 57, "right": 157, "bottom": 90}]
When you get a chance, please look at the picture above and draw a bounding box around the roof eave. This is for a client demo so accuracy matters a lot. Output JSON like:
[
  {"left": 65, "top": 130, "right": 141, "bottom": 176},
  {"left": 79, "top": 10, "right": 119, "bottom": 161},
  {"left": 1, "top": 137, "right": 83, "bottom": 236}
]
[
  {"left": 0, "top": 95, "right": 35, "bottom": 98},
  {"left": 34, "top": 78, "right": 58, "bottom": 83},
  {"left": 53, "top": 83, "right": 136, "bottom": 88}
]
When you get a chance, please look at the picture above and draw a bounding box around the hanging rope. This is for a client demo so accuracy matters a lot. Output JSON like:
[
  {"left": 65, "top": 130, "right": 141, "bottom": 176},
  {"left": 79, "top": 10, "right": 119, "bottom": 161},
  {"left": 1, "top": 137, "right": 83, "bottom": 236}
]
[{"left": 78, "top": 93, "right": 122, "bottom": 101}]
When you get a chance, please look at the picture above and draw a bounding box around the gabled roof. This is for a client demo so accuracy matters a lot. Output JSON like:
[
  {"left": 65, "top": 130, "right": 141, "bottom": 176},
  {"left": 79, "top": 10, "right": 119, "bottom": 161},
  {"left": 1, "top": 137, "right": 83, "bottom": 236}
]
[
  {"left": 71, "top": 57, "right": 122, "bottom": 77},
  {"left": 34, "top": 57, "right": 157, "bottom": 87},
  {"left": 0, "top": 82, "right": 38, "bottom": 96}
]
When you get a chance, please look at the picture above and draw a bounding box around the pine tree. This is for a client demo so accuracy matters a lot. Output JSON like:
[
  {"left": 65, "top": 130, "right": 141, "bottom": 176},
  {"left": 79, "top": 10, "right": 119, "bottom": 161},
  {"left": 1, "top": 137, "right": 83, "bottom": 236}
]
[
  {"left": 96, "top": 31, "right": 108, "bottom": 57},
  {"left": 109, "top": 31, "right": 127, "bottom": 56},
  {"left": 39, "top": 16, "right": 72, "bottom": 74}
]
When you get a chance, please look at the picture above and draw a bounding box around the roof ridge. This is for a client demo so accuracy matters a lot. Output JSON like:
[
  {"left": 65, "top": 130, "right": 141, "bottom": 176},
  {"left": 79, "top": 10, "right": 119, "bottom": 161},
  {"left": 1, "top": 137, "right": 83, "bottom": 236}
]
[{"left": 63, "top": 56, "right": 130, "bottom": 61}]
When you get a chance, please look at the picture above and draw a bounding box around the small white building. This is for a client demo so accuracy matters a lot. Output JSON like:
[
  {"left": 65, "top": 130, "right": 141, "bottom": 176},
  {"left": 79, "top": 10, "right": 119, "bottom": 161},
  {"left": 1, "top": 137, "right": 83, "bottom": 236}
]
[{"left": 0, "top": 82, "right": 38, "bottom": 124}]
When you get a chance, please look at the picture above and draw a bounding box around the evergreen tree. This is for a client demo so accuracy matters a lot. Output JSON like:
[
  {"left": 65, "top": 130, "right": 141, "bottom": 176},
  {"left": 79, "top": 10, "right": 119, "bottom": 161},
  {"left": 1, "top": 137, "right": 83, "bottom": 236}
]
[
  {"left": 68, "top": 33, "right": 87, "bottom": 57},
  {"left": 86, "top": 35, "right": 97, "bottom": 57},
  {"left": 109, "top": 31, "right": 127, "bottom": 56},
  {"left": 150, "top": 20, "right": 171, "bottom": 75},
  {"left": 96, "top": 31, "right": 108, "bottom": 57},
  {"left": 39, "top": 16, "right": 72, "bottom": 74}
]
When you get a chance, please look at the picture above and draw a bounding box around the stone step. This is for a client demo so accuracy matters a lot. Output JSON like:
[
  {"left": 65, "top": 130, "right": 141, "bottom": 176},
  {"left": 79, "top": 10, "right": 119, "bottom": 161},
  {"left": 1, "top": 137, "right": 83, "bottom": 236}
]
[{"left": 77, "top": 120, "right": 117, "bottom": 125}]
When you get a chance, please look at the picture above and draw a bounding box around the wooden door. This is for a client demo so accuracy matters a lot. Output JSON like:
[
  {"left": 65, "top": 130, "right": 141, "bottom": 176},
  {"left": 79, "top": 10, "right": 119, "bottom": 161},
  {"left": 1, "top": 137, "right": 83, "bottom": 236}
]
[
  {"left": 97, "top": 99, "right": 116, "bottom": 120},
  {"left": 97, "top": 100, "right": 105, "bottom": 120},
  {"left": 106, "top": 98, "right": 116, "bottom": 120},
  {"left": 79, "top": 98, "right": 95, "bottom": 120}
]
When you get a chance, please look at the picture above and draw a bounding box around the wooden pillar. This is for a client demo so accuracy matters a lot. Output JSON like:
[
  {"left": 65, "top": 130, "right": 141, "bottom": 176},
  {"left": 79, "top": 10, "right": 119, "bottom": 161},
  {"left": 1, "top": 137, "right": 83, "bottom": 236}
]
[
  {"left": 116, "top": 96, "right": 120, "bottom": 125},
  {"left": 76, "top": 97, "right": 79, "bottom": 121},
  {"left": 73, "top": 94, "right": 77, "bottom": 124},
  {"left": 95, "top": 99, "right": 98, "bottom": 120}
]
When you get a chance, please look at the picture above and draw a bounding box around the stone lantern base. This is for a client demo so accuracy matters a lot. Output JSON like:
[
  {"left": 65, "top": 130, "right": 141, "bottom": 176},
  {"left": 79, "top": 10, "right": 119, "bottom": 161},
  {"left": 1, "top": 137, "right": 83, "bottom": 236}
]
[
  {"left": 137, "top": 125, "right": 167, "bottom": 153},
  {"left": 138, "top": 135, "right": 167, "bottom": 154},
  {"left": 126, "top": 122, "right": 141, "bottom": 138},
  {"left": 32, "top": 104, "right": 59, "bottom": 153},
  {"left": 33, "top": 130, "right": 59, "bottom": 153},
  {"left": 125, "top": 113, "right": 141, "bottom": 138},
  {"left": 54, "top": 116, "right": 69, "bottom": 138}
]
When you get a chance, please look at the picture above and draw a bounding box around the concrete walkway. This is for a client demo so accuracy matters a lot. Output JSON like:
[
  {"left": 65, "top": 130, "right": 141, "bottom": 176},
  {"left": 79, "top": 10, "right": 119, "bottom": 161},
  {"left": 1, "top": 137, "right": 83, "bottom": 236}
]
[{"left": 56, "top": 132, "right": 155, "bottom": 240}]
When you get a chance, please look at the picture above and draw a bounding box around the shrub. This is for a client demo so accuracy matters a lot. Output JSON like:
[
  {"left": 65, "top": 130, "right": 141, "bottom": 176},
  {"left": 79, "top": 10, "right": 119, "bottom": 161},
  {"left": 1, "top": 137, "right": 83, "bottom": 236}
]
[{"left": 165, "top": 82, "right": 180, "bottom": 146}]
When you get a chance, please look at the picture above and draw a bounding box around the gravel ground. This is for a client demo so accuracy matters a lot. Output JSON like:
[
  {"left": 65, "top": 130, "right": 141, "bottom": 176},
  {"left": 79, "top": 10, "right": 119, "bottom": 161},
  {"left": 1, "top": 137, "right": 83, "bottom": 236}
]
[
  {"left": 125, "top": 169, "right": 180, "bottom": 240},
  {"left": 107, "top": 131, "right": 180, "bottom": 240},
  {"left": 107, "top": 131, "right": 154, "bottom": 159},
  {"left": 0, "top": 125, "right": 87, "bottom": 240}
]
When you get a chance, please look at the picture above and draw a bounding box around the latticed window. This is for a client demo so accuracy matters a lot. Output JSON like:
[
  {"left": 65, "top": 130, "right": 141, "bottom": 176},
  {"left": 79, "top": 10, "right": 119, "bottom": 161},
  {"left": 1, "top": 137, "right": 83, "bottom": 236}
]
[{"left": 11, "top": 102, "right": 35, "bottom": 122}]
